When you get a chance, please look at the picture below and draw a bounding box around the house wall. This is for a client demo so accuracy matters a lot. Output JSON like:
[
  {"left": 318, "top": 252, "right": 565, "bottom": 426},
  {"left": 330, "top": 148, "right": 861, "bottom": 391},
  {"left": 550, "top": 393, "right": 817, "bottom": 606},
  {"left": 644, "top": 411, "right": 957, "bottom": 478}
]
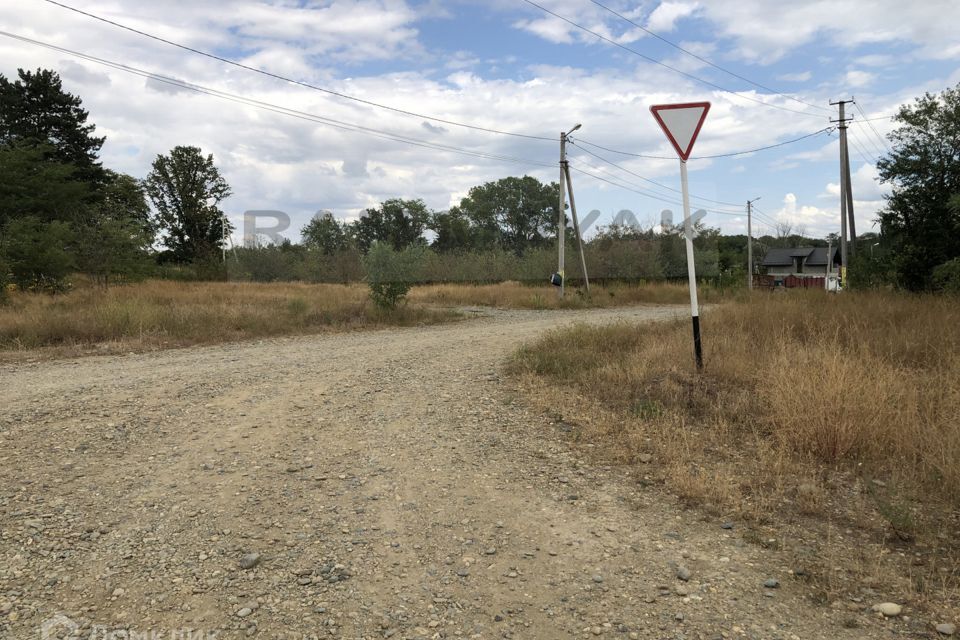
[{"left": 767, "top": 265, "right": 831, "bottom": 277}]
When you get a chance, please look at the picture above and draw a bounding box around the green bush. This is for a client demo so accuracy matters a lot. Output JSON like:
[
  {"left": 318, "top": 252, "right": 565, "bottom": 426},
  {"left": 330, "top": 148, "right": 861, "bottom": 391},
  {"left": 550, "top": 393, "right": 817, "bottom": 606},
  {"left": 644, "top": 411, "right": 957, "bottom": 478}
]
[
  {"left": 0, "top": 254, "right": 9, "bottom": 304},
  {"left": 365, "top": 243, "right": 426, "bottom": 309},
  {"left": 933, "top": 257, "right": 960, "bottom": 294},
  {"left": 3, "top": 217, "right": 75, "bottom": 292}
]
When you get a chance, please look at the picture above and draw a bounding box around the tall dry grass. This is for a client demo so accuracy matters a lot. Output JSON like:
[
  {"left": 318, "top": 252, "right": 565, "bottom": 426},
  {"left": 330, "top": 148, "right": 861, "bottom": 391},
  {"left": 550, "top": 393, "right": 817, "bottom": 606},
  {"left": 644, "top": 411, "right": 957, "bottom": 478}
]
[
  {"left": 511, "top": 290, "right": 960, "bottom": 520},
  {"left": 409, "top": 280, "right": 699, "bottom": 309},
  {"left": 0, "top": 279, "right": 695, "bottom": 361},
  {"left": 0, "top": 280, "right": 456, "bottom": 360}
]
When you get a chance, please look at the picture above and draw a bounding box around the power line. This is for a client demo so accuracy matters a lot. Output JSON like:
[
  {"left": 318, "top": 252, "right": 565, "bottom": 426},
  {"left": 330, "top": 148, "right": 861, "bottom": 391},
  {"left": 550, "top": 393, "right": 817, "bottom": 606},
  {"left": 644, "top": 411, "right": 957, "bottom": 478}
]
[
  {"left": 568, "top": 160, "right": 749, "bottom": 218},
  {"left": 41, "top": 0, "right": 558, "bottom": 142},
  {"left": 853, "top": 100, "right": 891, "bottom": 156},
  {"left": 0, "top": 31, "right": 558, "bottom": 170},
  {"left": 749, "top": 206, "right": 782, "bottom": 228},
  {"left": 846, "top": 129, "right": 878, "bottom": 166},
  {"left": 855, "top": 114, "right": 896, "bottom": 122},
  {"left": 571, "top": 126, "right": 835, "bottom": 160},
  {"left": 568, "top": 141, "right": 745, "bottom": 208},
  {"left": 519, "top": 0, "right": 826, "bottom": 118},
  {"left": 585, "top": 0, "right": 830, "bottom": 114},
  {"left": 848, "top": 128, "right": 882, "bottom": 164}
]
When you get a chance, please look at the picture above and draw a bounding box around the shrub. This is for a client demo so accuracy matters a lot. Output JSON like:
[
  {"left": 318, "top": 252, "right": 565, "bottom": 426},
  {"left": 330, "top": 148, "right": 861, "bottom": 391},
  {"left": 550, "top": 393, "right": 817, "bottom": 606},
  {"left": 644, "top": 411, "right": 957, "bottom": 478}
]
[
  {"left": 0, "top": 254, "right": 9, "bottom": 305},
  {"left": 3, "top": 217, "right": 75, "bottom": 292},
  {"left": 364, "top": 243, "right": 425, "bottom": 309},
  {"left": 932, "top": 257, "right": 960, "bottom": 293}
]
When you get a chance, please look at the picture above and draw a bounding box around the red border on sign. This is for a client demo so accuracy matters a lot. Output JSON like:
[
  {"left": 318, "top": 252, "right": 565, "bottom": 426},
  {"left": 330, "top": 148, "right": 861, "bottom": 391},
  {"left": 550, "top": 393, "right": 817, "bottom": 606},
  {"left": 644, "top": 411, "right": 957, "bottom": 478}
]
[{"left": 650, "top": 102, "right": 711, "bottom": 162}]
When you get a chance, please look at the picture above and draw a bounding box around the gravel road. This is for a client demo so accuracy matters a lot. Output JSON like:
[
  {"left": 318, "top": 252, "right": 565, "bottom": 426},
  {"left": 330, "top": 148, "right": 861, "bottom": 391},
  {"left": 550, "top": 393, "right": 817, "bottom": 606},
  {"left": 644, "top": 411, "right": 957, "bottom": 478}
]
[{"left": 1, "top": 306, "right": 889, "bottom": 639}]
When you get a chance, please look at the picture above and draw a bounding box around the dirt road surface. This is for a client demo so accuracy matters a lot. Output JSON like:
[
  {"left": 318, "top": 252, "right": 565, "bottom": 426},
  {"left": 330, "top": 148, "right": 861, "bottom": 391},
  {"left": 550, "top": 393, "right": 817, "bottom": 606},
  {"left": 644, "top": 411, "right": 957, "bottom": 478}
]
[{"left": 2, "top": 307, "right": 882, "bottom": 639}]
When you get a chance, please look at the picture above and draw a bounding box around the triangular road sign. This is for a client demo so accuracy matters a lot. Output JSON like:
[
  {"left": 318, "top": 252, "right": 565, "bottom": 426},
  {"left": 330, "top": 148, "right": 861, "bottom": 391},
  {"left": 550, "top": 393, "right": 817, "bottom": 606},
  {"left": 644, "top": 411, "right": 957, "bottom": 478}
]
[{"left": 650, "top": 102, "right": 711, "bottom": 161}]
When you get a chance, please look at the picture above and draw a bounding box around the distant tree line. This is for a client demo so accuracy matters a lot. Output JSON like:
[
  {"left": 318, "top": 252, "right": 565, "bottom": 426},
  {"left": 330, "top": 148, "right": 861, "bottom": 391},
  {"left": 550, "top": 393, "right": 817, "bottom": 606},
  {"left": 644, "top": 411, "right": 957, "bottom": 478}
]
[{"left": 2, "top": 67, "right": 958, "bottom": 298}]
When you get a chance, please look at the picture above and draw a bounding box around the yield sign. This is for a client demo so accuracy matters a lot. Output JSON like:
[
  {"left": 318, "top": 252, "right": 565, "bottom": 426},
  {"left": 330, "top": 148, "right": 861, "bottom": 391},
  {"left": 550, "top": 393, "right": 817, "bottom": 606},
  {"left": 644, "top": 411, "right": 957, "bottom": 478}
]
[{"left": 650, "top": 102, "right": 711, "bottom": 161}]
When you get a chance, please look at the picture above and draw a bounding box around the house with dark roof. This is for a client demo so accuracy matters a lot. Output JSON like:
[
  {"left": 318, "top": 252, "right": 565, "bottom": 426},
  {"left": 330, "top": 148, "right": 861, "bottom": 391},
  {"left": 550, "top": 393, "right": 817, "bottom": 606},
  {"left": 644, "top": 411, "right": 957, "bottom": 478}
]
[{"left": 761, "top": 246, "right": 840, "bottom": 277}]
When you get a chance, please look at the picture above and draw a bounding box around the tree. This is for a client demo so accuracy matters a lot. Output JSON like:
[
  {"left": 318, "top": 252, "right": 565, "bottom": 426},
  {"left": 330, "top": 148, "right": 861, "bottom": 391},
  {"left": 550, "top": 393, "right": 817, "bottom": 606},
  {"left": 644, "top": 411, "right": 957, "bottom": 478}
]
[
  {"left": 74, "top": 217, "right": 153, "bottom": 286},
  {"left": 0, "top": 144, "right": 90, "bottom": 226},
  {"left": 877, "top": 84, "right": 960, "bottom": 290},
  {"left": 429, "top": 209, "right": 475, "bottom": 253},
  {"left": 0, "top": 253, "right": 9, "bottom": 304},
  {"left": 301, "top": 211, "right": 348, "bottom": 254},
  {"left": 353, "top": 198, "right": 429, "bottom": 253},
  {"left": 455, "top": 176, "right": 560, "bottom": 254},
  {"left": 0, "top": 68, "right": 105, "bottom": 183},
  {"left": 2, "top": 217, "right": 76, "bottom": 291},
  {"left": 94, "top": 171, "right": 155, "bottom": 243},
  {"left": 145, "top": 146, "right": 232, "bottom": 263},
  {"left": 364, "top": 243, "right": 424, "bottom": 310}
]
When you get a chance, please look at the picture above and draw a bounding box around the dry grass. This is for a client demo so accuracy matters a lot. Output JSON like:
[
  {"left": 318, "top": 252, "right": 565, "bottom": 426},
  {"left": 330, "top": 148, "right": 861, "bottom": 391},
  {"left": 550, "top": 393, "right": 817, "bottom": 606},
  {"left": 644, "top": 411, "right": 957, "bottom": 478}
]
[
  {"left": 0, "top": 280, "right": 458, "bottom": 362},
  {"left": 0, "top": 279, "right": 696, "bottom": 362},
  {"left": 408, "top": 280, "right": 700, "bottom": 309},
  {"left": 509, "top": 290, "right": 960, "bottom": 606}
]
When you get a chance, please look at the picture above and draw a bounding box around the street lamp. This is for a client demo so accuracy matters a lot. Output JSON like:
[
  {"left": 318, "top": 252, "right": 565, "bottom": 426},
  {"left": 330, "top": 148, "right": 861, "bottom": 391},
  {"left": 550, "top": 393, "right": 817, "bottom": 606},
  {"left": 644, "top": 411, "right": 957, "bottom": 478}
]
[{"left": 871, "top": 242, "right": 880, "bottom": 258}]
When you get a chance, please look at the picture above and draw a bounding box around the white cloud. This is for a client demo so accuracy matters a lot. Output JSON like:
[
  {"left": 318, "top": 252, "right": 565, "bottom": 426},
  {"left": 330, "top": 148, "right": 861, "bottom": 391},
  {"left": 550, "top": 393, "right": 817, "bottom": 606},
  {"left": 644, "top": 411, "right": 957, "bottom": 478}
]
[
  {"left": 646, "top": 2, "right": 699, "bottom": 32},
  {"left": 844, "top": 69, "right": 876, "bottom": 88},
  {"left": 695, "top": 0, "right": 960, "bottom": 63}
]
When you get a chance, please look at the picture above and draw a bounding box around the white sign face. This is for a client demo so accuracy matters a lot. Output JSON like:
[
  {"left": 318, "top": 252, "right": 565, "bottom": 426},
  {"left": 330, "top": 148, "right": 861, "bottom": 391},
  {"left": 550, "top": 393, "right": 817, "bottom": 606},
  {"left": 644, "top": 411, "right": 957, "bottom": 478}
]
[{"left": 650, "top": 102, "right": 711, "bottom": 161}]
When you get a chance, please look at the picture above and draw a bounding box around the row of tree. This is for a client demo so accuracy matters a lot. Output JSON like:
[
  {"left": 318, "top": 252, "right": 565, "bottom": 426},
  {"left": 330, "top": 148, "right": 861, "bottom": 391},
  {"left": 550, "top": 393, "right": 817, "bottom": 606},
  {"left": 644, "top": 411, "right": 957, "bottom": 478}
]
[
  {"left": 302, "top": 176, "right": 563, "bottom": 257},
  {"left": 2, "top": 66, "right": 958, "bottom": 294}
]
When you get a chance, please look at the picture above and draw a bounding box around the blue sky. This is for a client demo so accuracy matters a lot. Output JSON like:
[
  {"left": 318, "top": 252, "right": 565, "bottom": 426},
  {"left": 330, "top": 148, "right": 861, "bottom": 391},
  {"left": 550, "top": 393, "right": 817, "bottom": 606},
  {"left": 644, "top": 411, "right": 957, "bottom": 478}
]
[{"left": 2, "top": 0, "right": 960, "bottom": 242}]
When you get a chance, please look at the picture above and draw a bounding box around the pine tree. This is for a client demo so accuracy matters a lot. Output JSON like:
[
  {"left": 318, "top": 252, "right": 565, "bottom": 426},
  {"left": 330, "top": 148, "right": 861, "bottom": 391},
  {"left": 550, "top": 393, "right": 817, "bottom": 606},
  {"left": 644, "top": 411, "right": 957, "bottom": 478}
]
[{"left": 0, "top": 68, "right": 105, "bottom": 184}]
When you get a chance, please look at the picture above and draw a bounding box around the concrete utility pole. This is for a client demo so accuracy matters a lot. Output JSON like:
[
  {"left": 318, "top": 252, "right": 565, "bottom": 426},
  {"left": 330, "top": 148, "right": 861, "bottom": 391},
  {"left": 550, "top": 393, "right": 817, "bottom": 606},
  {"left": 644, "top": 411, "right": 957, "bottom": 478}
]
[
  {"left": 563, "top": 162, "right": 590, "bottom": 292},
  {"left": 831, "top": 99, "right": 855, "bottom": 276},
  {"left": 557, "top": 124, "right": 588, "bottom": 297},
  {"left": 557, "top": 130, "right": 568, "bottom": 298},
  {"left": 746, "top": 197, "right": 760, "bottom": 290},
  {"left": 842, "top": 104, "right": 857, "bottom": 255}
]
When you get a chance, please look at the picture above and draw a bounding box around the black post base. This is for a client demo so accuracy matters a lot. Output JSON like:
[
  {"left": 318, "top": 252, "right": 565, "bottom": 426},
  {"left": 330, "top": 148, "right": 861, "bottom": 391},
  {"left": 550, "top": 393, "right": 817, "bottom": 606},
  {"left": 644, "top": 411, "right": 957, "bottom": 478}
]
[{"left": 692, "top": 315, "right": 703, "bottom": 371}]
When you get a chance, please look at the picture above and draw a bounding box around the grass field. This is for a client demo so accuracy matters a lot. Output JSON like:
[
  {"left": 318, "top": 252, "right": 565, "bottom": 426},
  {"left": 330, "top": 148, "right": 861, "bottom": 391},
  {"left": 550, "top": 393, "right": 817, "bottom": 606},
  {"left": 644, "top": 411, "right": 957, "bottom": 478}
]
[
  {"left": 0, "top": 279, "right": 695, "bottom": 361},
  {"left": 0, "top": 280, "right": 456, "bottom": 361},
  {"left": 409, "top": 280, "right": 699, "bottom": 308},
  {"left": 509, "top": 290, "right": 960, "bottom": 601}
]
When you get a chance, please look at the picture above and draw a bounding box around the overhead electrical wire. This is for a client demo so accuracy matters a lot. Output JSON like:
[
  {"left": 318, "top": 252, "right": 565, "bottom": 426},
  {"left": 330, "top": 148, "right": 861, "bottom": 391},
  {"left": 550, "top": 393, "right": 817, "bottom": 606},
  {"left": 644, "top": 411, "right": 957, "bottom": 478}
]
[
  {"left": 853, "top": 128, "right": 884, "bottom": 161},
  {"left": 853, "top": 114, "right": 896, "bottom": 122},
  {"left": 853, "top": 100, "right": 891, "bottom": 155},
  {"left": 0, "top": 31, "right": 558, "bottom": 170},
  {"left": 585, "top": 0, "right": 830, "bottom": 114},
  {"left": 519, "top": 0, "right": 827, "bottom": 118},
  {"left": 568, "top": 142, "right": 746, "bottom": 208},
  {"left": 567, "top": 159, "right": 751, "bottom": 218},
  {"left": 570, "top": 126, "right": 835, "bottom": 160},
  {"left": 846, "top": 129, "right": 878, "bottom": 166},
  {"left": 748, "top": 207, "right": 782, "bottom": 229},
  {"left": 41, "top": 0, "right": 558, "bottom": 142}
]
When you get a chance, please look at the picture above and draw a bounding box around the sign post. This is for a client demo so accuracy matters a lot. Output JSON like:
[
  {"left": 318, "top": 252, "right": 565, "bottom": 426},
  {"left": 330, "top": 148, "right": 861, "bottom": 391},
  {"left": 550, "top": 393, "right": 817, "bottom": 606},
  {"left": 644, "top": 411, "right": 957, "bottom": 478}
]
[{"left": 650, "top": 102, "right": 711, "bottom": 371}]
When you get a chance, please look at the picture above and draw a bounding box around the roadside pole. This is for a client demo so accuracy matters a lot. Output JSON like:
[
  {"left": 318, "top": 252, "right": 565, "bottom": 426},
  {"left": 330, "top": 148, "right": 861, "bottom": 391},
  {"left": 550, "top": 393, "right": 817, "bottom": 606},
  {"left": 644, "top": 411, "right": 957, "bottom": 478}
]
[
  {"left": 746, "top": 197, "right": 760, "bottom": 291},
  {"left": 650, "top": 102, "right": 711, "bottom": 372},
  {"left": 563, "top": 162, "right": 590, "bottom": 293},
  {"left": 747, "top": 199, "right": 753, "bottom": 290},
  {"left": 558, "top": 131, "right": 567, "bottom": 298},
  {"left": 555, "top": 124, "right": 583, "bottom": 297},
  {"left": 680, "top": 160, "right": 703, "bottom": 370}
]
